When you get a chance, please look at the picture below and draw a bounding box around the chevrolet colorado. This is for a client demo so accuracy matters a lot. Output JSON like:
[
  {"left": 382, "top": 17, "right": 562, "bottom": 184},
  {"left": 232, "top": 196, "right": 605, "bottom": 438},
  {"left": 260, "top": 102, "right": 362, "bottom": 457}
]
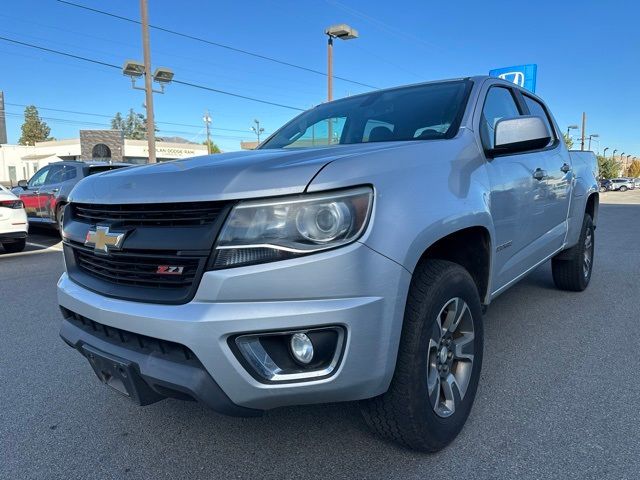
[{"left": 57, "top": 76, "right": 598, "bottom": 452}]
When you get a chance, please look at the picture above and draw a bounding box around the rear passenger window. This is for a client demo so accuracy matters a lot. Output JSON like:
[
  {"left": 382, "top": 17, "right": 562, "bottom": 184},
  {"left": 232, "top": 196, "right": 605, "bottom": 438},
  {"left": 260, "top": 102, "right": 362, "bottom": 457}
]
[
  {"left": 523, "top": 95, "right": 555, "bottom": 146},
  {"left": 480, "top": 87, "right": 521, "bottom": 149},
  {"left": 62, "top": 166, "right": 77, "bottom": 181},
  {"left": 45, "top": 164, "right": 65, "bottom": 184}
]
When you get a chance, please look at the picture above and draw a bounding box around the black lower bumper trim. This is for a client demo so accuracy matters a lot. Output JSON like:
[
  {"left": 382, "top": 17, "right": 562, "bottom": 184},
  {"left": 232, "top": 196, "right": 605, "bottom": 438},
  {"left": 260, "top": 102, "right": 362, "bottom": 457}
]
[
  {"left": 59, "top": 315, "right": 262, "bottom": 417},
  {"left": 0, "top": 231, "right": 27, "bottom": 241}
]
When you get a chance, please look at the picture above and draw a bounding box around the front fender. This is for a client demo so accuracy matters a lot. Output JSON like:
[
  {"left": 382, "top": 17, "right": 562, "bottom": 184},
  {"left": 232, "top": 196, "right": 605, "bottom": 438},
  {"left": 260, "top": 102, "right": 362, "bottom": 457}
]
[{"left": 306, "top": 132, "right": 494, "bottom": 274}]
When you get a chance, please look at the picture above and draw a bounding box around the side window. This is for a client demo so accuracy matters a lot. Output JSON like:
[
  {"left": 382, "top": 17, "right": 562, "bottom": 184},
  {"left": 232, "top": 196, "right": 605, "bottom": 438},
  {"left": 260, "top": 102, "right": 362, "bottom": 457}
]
[
  {"left": 28, "top": 166, "right": 51, "bottom": 188},
  {"left": 45, "top": 165, "right": 65, "bottom": 185},
  {"left": 61, "top": 165, "right": 78, "bottom": 181},
  {"left": 523, "top": 95, "right": 555, "bottom": 146},
  {"left": 480, "top": 87, "right": 521, "bottom": 149},
  {"left": 283, "top": 117, "right": 346, "bottom": 148}
]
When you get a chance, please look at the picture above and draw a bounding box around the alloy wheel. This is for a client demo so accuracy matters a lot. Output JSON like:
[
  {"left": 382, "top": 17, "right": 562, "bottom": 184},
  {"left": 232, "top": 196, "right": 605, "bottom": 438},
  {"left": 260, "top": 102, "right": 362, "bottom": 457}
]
[
  {"left": 427, "top": 297, "right": 475, "bottom": 418},
  {"left": 583, "top": 228, "right": 593, "bottom": 279}
]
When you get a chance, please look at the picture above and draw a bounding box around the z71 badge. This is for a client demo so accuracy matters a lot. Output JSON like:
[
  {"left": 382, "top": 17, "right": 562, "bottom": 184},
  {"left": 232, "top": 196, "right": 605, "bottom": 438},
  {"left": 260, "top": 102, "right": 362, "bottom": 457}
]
[{"left": 156, "top": 265, "right": 184, "bottom": 275}]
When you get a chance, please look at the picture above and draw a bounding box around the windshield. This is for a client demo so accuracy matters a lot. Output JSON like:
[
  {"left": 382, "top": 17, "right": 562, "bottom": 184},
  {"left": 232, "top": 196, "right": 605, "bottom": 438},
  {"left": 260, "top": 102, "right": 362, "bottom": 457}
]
[{"left": 260, "top": 80, "right": 470, "bottom": 150}]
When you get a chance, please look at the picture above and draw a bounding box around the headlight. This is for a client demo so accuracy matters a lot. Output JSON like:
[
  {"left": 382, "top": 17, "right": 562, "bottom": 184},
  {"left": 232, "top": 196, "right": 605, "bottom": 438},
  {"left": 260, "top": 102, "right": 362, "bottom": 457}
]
[{"left": 212, "top": 186, "right": 373, "bottom": 269}]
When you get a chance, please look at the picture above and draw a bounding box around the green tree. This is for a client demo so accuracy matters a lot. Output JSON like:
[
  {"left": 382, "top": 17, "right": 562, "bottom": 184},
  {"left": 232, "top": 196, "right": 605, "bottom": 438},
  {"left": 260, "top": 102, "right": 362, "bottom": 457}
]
[
  {"left": 597, "top": 155, "right": 618, "bottom": 179},
  {"left": 203, "top": 139, "right": 221, "bottom": 154},
  {"left": 110, "top": 111, "right": 125, "bottom": 131},
  {"left": 626, "top": 159, "right": 640, "bottom": 178},
  {"left": 18, "top": 105, "right": 52, "bottom": 145},
  {"left": 111, "top": 109, "right": 154, "bottom": 140},
  {"left": 563, "top": 132, "right": 574, "bottom": 150}
]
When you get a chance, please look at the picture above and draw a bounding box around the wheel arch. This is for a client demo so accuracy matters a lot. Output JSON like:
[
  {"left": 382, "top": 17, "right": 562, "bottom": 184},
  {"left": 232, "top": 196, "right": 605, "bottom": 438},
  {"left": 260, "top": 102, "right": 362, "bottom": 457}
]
[
  {"left": 411, "top": 225, "right": 493, "bottom": 305},
  {"left": 585, "top": 192, "right": 599, "bottom": 226}
]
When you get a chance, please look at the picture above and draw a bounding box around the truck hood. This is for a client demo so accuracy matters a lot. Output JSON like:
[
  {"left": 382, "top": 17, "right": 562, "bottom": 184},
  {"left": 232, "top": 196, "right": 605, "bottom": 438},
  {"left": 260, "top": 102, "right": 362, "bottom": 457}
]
[{"left": 68, "top": 143, "right": 402, "bottom": 204}]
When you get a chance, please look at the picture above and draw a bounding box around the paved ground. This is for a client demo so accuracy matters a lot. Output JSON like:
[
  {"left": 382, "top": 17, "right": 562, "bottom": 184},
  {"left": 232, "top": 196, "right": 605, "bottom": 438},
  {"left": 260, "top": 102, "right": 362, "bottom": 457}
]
[{"left": 1, "top": 191, "right": 639, "bottom": 480}]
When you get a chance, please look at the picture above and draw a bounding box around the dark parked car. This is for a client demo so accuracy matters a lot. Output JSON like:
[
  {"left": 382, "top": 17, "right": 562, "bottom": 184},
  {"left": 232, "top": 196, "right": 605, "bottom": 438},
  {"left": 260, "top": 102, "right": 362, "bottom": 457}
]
[
  {"left": 599, "top": 179, "right": 612, "bottom": 192},
  {"left": 13, "top": 161, "right": 130, "bottom": 230}
]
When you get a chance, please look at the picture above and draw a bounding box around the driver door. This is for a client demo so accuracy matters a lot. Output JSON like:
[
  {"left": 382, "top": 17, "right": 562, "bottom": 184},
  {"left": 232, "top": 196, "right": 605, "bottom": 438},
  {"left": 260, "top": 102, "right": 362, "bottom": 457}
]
[
  {"left": 21, "top": 165, "right": 51, "bottom": 220},
  {"left": 38, "top": 164, "right": 66, "bottom": 223},
  {"left": 480, "top": 86, "right": 542, "bottom": 292}
]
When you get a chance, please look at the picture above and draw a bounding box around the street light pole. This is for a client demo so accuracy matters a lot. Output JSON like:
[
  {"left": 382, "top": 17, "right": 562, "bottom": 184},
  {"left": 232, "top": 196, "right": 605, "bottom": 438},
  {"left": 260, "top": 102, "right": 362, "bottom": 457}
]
[
  {"left": 324, "top": 24, "right": 358, "bottom": 102},
  {"left": 580, "top": 112, "right": 586, "bottom": 151},
  {"left": 588, "top": 134, "right": 599, "bottom": 151},
  {"left": 251, "top": 119, "right": 264, "bottom": 143},
  {"left": 327, "top": 36, "right": 333, "bottom": 102},
  {"left": 603, "top": 147, "right": 609, "bottom": 159},
  {"left": 566, "top": 125, "right": 578, "bottom": 138},
  {"left": 203, "top": 111, "right": 212, "bottom": 154},
  {"left": 324, "top": 24, "right": 358, "bottom": 145},
  {"left": 139, "top": 0, "right": 157, "bottom": 164},
  {"left": 139, "top": 0, "right": 156, "bottom": 163}
]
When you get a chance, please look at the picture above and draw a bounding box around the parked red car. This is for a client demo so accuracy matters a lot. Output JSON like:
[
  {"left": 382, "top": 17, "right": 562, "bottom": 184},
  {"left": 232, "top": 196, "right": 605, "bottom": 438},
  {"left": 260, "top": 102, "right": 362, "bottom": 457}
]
[{"left": 13, "top": 161, "right": 130, "bottom": 231}]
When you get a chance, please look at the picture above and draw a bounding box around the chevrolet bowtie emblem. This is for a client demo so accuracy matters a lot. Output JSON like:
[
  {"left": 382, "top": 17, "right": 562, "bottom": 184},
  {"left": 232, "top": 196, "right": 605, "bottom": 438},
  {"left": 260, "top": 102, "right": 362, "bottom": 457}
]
[{"left": 85, "top": 226, "right": 125, "bottom": 253}]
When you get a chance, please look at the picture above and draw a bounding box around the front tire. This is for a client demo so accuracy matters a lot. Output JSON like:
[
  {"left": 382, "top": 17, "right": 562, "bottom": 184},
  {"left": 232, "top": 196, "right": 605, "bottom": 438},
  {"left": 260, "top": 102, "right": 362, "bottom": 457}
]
[
  {"left": 620, "top": 186, "right": 628, "bottom": 192},
  {"left": 2, "top": 238, "right": 26, "bottom": 253},
  {"left": 361, "top": 259, "right": 484, "bottom": 452},
  {"left": 551, "top": 214, "right": 594, "bottom": 291},
  {"left": 56, "top": 204, "right": 65, "bottom": 234}
]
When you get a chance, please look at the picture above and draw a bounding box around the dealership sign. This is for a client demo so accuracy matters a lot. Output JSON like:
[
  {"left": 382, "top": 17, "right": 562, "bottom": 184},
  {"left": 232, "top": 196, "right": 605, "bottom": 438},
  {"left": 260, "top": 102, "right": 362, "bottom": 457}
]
[{"left": 489, "top": 64, "right": 537, "bottom": 92}]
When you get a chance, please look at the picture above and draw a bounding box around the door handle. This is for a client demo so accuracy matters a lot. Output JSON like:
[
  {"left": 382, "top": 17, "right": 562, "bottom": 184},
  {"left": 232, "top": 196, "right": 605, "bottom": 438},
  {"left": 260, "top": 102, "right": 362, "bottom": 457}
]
[
  {"left": 560, "top": 163, "right": 571, "bottom": 173},
  {"left": 51, "top": 188, "right": 59, "bottom": 193},
  {"left": 533, "top": 168, "right": 546, "bottom": 180}
]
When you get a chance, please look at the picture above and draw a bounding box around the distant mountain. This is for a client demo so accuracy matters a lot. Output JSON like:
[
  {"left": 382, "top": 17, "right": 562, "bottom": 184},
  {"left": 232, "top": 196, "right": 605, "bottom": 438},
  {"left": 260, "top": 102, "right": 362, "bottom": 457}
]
[{"left": 157, "top": 136, "right": 198, "bottom": 144}]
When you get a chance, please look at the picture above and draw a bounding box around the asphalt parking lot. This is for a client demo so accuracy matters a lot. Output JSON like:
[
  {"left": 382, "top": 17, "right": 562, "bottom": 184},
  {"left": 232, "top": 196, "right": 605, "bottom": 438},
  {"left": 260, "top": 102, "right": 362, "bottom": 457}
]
[{"left": 1, "top": 191, "right": 639, "bottom": 480}]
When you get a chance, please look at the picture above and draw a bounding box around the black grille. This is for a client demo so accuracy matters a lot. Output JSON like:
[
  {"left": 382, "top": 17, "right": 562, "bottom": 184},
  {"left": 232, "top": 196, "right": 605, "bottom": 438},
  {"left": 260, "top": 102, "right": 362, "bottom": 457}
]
[
  {"left": 72, "top": 201, "right": 227, "bottom": 227},
  {"left": 60, "top": 307, "right": 201, "bottom": 367},
  {"left": 70, "top": 242, "right": 203, "bottom": 289}
]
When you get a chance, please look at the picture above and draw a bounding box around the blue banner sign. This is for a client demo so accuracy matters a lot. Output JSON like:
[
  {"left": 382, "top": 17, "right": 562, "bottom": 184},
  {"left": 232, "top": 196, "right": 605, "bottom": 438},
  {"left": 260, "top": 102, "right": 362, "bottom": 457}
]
[{"left": 489, "top": 64, "right": 537, "bottom": 92}]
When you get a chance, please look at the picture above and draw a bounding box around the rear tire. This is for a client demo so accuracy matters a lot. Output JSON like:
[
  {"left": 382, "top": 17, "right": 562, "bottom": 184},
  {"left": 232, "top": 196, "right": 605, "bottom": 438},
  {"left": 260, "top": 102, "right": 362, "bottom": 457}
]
[
  {"left": 620, "top": 186, "right": 628, "bottom": 192},
  {"left": 551, "top": 214, "right": 594, "bottom": 291},
  {"left": 2, "top": 238, "right": 26, "bottom": 253},
  {"left": 360, "top": 259, "right": 484, "bottom": 452}
]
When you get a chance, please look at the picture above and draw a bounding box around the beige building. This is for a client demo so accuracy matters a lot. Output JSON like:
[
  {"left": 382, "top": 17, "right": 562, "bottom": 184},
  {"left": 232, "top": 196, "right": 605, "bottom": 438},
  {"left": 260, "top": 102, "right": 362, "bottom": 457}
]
[{"left": 0, "top": 131, "right": 208, "bottom": 186}]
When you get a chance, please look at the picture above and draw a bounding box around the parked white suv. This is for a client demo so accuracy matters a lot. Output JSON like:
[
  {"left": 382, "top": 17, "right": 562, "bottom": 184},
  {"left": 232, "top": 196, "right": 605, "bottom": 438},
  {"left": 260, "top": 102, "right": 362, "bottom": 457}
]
[
  {"left": 609, "top": 178, "right": 635, "bottom": 191},
  {"left": 0, "top": 185, "right": 28, "bottom": 253}
]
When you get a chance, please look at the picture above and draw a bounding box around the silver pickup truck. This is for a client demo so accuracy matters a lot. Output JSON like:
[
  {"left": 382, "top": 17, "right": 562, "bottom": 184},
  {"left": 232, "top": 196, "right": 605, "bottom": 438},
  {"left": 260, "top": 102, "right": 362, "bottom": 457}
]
[{"left": 58, "top": 76, "right": 598, "bottom": 452}]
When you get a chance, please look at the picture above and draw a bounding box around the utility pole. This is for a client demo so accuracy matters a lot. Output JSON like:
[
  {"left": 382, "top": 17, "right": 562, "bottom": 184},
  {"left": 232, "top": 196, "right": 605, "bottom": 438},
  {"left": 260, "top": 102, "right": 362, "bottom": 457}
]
[
  {"left": 203, "top": 111, "right": 212, "bottom": 154},
  {"left": 580, "top": 112, "right": 586, "bottom": 151},
  {"left": 140, "top": 0, "right": 156, "bottom": 163}
]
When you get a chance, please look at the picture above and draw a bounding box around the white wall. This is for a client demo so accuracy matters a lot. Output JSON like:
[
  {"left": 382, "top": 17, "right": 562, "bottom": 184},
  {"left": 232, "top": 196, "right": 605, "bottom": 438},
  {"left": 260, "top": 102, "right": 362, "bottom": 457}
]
[{"left": 0, "top": 139, "right": 209, "bottom": 185}]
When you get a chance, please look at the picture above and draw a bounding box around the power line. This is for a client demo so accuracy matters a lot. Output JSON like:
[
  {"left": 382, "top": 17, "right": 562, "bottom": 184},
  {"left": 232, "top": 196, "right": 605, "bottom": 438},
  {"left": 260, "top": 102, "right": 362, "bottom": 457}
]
[
  {"left": 2, "top": 110, "right": 252, "bottom": 141},
  {"left": 324, "top": 0, "right": 446, "bottom": 53},
  {"left": 57, "top": 0, "right": 378, "bottom": 90},
  {"left": 0, "top": 35, "right": 305, "bottom": 111},
  {"left": 4, "top": 102, "right": 265, "bottom": 134}
]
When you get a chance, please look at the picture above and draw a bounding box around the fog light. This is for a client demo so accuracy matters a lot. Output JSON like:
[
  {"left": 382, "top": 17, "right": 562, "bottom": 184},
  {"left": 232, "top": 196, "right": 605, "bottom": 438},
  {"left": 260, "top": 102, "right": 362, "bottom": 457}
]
[{"left": 290, "top": 333, "right": 314, "bottom": 365}]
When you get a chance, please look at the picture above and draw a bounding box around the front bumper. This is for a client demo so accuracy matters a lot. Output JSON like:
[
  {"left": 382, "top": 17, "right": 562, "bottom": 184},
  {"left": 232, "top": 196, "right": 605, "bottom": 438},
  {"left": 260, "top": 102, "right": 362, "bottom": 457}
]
[{"left": 58, "top": 242, "right": 411, "bottom": 412}]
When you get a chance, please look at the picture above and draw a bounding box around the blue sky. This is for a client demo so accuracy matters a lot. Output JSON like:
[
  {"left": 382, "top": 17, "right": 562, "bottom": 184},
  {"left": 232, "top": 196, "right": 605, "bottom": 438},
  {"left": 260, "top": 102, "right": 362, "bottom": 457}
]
[{"left": 1, "top": 0, "right": 638, "bottom": 156}]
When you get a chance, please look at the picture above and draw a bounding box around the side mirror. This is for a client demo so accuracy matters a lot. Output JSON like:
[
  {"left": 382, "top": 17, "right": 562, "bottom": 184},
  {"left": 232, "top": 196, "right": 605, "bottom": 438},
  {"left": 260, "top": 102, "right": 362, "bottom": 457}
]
[
  {"left": 17, "top": 180, "right": 28, "bottom": 189},
  {"left": 487, "top": 116, "right": 551, "bottom": 157}
]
